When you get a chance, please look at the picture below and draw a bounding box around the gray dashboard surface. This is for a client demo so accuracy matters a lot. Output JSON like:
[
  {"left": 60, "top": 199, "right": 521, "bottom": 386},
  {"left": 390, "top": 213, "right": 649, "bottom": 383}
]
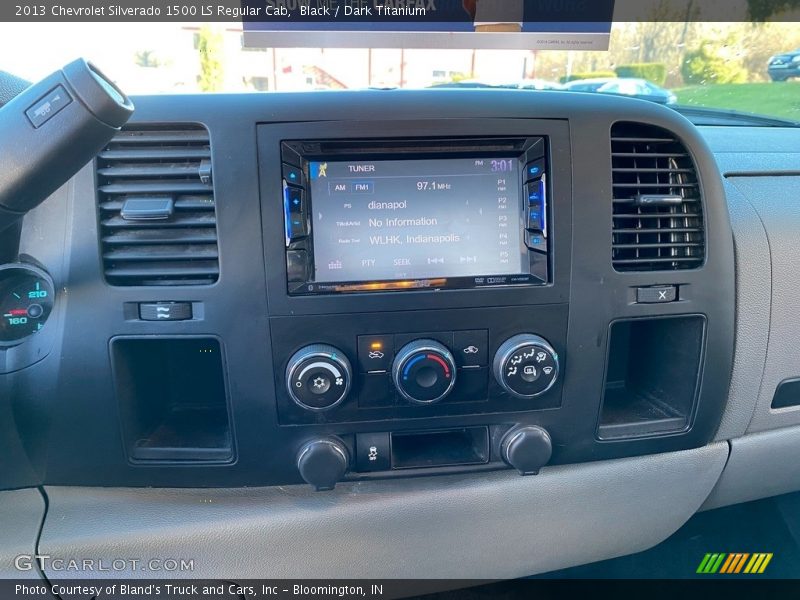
[
  {"left": 729, "top": 176, "right": 800, "bottom": 434},
  {"left": 705, "top": 425, "right": 800, "bottom": 510},
  {"left": 700, "top": 126, "right": 800, "bottom": 172},
  {"left": 701, "top": 127, "right": 800, "bottom": 185},
  {"left": 40, "top": 443, "right": 727, "bottom": 580},
  {"left": 698, "top": 126, "right": 800, "bottom": 440},
  {"left": 711, "top": 178, "right": 770, "bottom": 441},
  {"left": 0, "top": 488, "right": 45, "bottom": 579}
]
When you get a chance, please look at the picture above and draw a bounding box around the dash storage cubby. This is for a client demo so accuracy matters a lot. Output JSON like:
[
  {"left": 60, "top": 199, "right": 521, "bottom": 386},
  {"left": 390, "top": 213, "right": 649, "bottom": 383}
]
[
  {"left": 111, "top": 337, "right": 233, "bottom": 462},
  {"left": 598, "top": 316, "right": 705, "bottom": 440}
]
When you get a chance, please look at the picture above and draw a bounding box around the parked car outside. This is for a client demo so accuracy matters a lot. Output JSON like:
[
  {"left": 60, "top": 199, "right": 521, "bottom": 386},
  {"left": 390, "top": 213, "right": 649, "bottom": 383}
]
[
  {"left": 517, "top": 78, "right": 564, "bottom": 90},
  {"left": 768, "top": 49, "right": 800, "bottom": 81},
  {"left": 564, "top": 77, "right": 677, "bottom": 104},
  {"left": 561, "top": 77, "right": 615, "bottom": 93}
]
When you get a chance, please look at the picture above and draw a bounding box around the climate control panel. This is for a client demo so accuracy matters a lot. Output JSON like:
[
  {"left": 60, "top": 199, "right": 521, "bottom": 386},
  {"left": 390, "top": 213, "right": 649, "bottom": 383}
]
[{"left": 272, "top": 305, "right": 567, "bottom": 426}]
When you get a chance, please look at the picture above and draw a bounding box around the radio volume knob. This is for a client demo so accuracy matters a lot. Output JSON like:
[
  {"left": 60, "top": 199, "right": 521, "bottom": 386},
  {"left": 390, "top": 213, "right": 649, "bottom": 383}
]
[
  {"left": 392, "top": 339, "right": 457, "bottom": 405},
  {"left": 296, "top": 437, "right": 349, "bottom": 491},
  {"left": 493, "top": 334, "right": 559, "bottom": 399},
  {"left": 501, "top": 425, "right": 552, "bottom": 475},
  {"left": 286, "top": 344, "right": 352, "bottom": 411}
]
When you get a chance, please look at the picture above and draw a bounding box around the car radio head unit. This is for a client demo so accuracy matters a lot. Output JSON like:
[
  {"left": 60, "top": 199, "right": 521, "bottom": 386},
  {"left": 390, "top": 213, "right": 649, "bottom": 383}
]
[{"left": 281, "top": 137, "right": 549, "bottom": 295}]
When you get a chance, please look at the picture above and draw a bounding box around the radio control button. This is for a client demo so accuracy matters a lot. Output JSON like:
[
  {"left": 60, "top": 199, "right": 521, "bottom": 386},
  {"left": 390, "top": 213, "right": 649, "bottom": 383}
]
[
  {"left": 282, "top": 163, "right": 304, "bottom": 187},
  {"left": 285, "top": 186, "right": 307, "bottom": 240},
  {"left": 493, "top": 335, "right": 559, "bottom": 399},
  {"left": 286, "top": 250, "right": 308, "bottom": 283},
  {"left": 357, "top": 334, "right": 394, "bottom": 373},
  {"left": 525, "top": 180, "right": 545, "bottom": 205},
  {"left": 288, "top": 215, "right": 307, "bottom": 239},
  {"left": 527, "top": 207, "right": 544, "bottom": 231},
  {"left": 453, "top": 329, "right": 488, "bottom": 367},
  {"left": 525, "top": 230, "right": 547, "bottom": 254},
  {"left": 392, "top": 339, "right": 457, "bottom": 405},
  {"left": 286, "top": 344, "right": 352, "bottom": 411},
  {"left": 524, "top": 158, "right": 545, "bottom": 182},
  {"left": 285, "top": 185, "right": 304, "bottom": 213}
]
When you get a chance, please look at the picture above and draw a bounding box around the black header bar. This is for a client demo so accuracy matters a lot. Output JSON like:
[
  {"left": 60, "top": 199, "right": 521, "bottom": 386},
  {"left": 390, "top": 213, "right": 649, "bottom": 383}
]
[{"left": 1, "top": 0, "right": 799, "bottom": 22}]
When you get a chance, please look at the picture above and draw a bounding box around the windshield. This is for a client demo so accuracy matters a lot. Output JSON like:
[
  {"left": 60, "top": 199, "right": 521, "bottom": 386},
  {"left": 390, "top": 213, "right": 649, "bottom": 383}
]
[{"left": 1, "top": 21, "right": 798, "bottom": 123}]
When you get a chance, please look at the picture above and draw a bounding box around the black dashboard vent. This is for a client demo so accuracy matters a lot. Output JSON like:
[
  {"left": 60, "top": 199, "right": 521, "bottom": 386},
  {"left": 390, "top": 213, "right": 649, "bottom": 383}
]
[
  {"left": 97, "top": 124, "right": 219, "bottom": 286},
  {"left": 611, "top": 122, "right": 705, "bottom": 271}
]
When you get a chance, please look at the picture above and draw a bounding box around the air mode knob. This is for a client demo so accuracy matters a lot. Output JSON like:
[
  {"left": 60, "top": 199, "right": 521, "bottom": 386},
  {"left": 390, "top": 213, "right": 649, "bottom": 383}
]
[
  {"left": 501, "top": 425, "right": 552, "bottom": 476},
  {"left": 493, "top": 334, "right": 559, "bottom": 399},
  {"left": 296, "top": 437, "right": 349, "bottom": 491},
  {"left": 392, "top": 339, "right": 457, "bottom": 404},
  {"left": 286, "top": 344, "right": 352, "bottom": 411}
]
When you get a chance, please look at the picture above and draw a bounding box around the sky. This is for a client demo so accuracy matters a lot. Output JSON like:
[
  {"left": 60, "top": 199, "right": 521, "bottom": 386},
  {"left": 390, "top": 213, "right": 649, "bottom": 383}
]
[{"left": 0, "top": 23, "right": 198, "bottom": 82}]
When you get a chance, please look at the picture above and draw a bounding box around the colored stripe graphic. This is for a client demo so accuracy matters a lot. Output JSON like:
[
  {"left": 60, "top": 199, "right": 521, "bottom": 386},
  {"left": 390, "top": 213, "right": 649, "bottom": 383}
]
[
  {"left": 720, "top": 553, "right": 749, "bottom": 573},
  {"left": 744, "top": 554, "right": 759, "bottom": 573},
  {"left": 698, "top": 553, "right": 773, "bottom": 574},
  {"left": 744, "top": 553, "right": 773, "bottom": 574},
  {"left": 696, "top": 554, "right": 712, "bottom": 573},
  {"left": 760, "top": 553, "right": 773, "bottom": 573},
  {"left": 697, "top": 553, "right": 727, "bottom": 573},
  {"left": 719, "top": 554, "right": 736, "bottom": 574},
  {"left": 734, "top": 553, "right": 750, "bottom": 573}
]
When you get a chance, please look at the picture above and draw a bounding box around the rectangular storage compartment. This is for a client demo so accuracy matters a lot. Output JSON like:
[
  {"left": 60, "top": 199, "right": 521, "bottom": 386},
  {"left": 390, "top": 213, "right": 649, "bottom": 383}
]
[
  {"left": 111, "top": 337, "right": 233, "bottom": 462},
  {"left": 391, "top": 427, "right": 489, "bottom": 469},
  {"left": 598, "top": 316, "right": 705, "bottom": 439}
]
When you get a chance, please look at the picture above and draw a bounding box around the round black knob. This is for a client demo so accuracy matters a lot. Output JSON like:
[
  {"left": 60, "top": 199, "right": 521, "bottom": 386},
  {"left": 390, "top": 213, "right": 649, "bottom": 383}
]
[
  {"left": 296, "top": 437, "right": 349, "bottom": 491},
  {"left": 286, "top": 344, "right": 352, "bottom": 411},
  {"left": 501, "top": 426, "right": 552, "bottom": 475},
  {"left": 493, "top": 334, "right": 559, "bottom": 399},
  {"left": 392, "top": 339, "right": 457, "bottom": 405}
]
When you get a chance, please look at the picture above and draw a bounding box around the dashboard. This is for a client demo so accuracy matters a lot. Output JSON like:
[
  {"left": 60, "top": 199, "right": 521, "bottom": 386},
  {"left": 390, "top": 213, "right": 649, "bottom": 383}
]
[{"left": 2, "top": 87, "right": 800, "bottom": 580}]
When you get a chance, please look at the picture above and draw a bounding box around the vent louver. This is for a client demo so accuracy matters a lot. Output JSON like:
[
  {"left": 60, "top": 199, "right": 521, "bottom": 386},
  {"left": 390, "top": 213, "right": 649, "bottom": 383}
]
[
  {"left": 611, "top": 122, "right": 705, "bottom": 271},
  {"left": 97, "top": 124, "right": 219, "bottom": 286}
]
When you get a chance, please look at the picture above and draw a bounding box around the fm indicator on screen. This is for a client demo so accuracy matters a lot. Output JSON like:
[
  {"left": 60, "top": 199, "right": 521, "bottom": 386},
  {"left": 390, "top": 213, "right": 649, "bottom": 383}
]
[{"left": 309, "top": 158, "right": 527, "bottom": 284}]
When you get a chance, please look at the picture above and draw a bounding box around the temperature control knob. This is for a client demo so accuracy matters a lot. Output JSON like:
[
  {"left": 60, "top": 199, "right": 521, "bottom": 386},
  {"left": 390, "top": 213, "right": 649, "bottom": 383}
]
[
  {"left": 392, "top": 339, "right": 457, "bottom": 404},
  {"left": 286, "top": 344, "right": 352, "bottom": 411},
  {"left": 493, "top": 334, "right": 559, "bottom": 399}
]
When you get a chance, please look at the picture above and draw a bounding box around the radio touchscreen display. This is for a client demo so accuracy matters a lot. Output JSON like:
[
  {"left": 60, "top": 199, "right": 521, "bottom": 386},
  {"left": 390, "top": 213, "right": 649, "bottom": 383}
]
[{"left": 308, "top": 158, "right": 527, "bottom": 284}]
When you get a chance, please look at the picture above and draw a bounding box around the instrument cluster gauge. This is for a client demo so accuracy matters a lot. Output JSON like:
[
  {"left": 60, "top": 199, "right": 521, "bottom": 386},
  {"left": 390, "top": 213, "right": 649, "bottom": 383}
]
[{"left": 0, "top": 264, "right": 55, "bottom": 346}]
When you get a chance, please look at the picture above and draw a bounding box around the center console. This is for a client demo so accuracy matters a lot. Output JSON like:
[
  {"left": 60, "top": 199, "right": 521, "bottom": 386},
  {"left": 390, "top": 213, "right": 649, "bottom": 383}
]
[{"left": 256, "top": 119, "right": 573, "bottom": 489}]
